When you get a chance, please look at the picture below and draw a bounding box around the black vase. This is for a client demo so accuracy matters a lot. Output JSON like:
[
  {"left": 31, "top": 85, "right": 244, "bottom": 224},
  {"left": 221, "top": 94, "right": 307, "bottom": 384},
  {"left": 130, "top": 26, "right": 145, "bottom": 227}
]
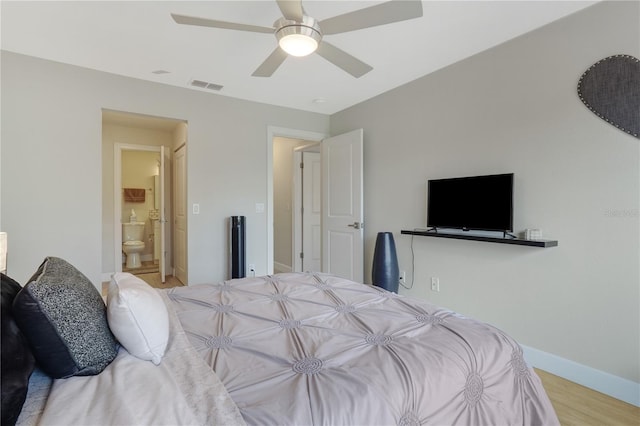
[{"left": 372, "top": 232, "right": 399, "bottom": 293}]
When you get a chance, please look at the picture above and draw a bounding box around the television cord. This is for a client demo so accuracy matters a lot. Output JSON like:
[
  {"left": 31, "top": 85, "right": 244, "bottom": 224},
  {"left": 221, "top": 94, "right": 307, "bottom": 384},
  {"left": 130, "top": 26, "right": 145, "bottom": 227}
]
[{"left": 398, "top": 234, "right": 416, "bottom": 290}]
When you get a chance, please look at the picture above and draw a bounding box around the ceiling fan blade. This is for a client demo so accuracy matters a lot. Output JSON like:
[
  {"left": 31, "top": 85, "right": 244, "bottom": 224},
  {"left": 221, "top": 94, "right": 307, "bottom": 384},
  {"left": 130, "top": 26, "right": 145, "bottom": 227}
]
[
  {"left": 276, "top": 0, "right": 304, "bottom": 21},
  {"left": 316, "top": 42, "right": 373, "bottom": 78},
  {"left": 171, "top": 13, "right": 273, "bottom": 34},
  {"left": 319, "top": 0, "right": 423, "bottom": 35},
  {"left": 252, "top": 48, "right": 288, "bottom": 77}
]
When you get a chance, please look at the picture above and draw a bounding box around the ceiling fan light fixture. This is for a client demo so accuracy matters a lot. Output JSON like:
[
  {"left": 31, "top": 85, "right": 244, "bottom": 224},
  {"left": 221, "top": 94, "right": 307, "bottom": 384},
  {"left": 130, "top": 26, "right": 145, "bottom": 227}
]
[
  {"left": 275, "top": 16, "right": 322, "bottom": 57},
  {"left": 279, "top": 33, "right": 317, "bottom": 57}
]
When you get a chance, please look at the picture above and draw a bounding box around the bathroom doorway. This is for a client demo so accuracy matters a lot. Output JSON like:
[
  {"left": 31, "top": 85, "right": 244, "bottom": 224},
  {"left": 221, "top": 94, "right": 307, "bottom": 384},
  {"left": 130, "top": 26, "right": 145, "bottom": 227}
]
[
  {"left": 115, "top": 145, "right": 167, "bottom": 280},
  {"left": 102, "top": 110, "right": 187, "bottom": 285}
]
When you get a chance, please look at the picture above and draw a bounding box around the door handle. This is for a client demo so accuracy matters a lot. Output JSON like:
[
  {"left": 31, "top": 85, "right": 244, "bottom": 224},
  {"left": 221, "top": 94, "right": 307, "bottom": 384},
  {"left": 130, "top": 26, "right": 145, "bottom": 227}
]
[{"left": 347, "top": 222, "right": 363, "bottom": 230}]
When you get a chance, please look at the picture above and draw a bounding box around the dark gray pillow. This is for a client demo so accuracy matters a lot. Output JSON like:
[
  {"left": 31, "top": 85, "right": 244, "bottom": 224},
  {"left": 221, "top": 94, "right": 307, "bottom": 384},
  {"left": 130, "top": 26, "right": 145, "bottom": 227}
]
[
  {"left": 1, "top": 273, "right": 36, "bottom": 426},
  {"left": 12, "top": 257, "right": 117, "bottom": 378}
]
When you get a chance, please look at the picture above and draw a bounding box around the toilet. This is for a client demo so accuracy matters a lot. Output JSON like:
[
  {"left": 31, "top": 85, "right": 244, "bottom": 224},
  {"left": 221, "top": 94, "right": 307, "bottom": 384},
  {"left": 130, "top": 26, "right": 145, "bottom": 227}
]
[{"left": 122, "top": 222, "right": 145, "bottom": 269}]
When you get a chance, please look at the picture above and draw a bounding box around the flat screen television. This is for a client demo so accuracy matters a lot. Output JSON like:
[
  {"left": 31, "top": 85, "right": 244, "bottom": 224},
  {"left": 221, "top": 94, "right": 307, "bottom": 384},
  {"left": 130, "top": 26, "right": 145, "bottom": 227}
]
[{"left": 427, "top": 173, "right": 514, "bottom": 232}]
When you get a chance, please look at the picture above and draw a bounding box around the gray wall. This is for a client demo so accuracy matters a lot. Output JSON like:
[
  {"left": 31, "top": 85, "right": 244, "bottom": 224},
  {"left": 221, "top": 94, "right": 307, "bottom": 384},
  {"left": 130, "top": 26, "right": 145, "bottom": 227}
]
[
  {"left": 1, "top": 51, "right": 330, "bottom": 286},
  {"left": 331, "top": 1, "right": 639, "bottom": 385}
]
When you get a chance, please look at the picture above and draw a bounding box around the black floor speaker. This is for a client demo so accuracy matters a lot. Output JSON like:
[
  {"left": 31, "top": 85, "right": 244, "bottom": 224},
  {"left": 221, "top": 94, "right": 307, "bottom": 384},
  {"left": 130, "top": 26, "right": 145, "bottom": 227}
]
[{"left": 230, "top": 216, "right": 246, "bottom": 279}]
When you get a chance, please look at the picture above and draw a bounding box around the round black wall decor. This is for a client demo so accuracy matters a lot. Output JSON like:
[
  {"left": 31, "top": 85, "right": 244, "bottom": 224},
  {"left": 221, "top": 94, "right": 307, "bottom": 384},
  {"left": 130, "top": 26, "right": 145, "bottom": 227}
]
[{"left": 577, "top": 54, "right": 639, "bottom": 139}]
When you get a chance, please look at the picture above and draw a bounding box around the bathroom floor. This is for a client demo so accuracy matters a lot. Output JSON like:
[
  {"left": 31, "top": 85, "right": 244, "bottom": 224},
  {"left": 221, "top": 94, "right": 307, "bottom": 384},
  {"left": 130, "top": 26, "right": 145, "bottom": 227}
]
[{"left": 123, "top": 260, "right": 159, "bottom": 275}]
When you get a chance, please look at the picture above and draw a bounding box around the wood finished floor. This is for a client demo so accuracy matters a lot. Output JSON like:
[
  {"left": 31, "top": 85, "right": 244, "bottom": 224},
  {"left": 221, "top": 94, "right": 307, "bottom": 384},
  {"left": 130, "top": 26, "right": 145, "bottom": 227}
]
[
  {"left": 123, "top": 261, "right": 185, "bottom": 289},
  {"left": 131, "top": 272, "right": 184, "bottom": 289},
  {"left": 101, "top": 271, "right": 184, "bottom": 295},
  {"left": 102, "top": 274, "right": 638, "bottom": 425},
  {"left": 535, "top": 369, "right": 639, "bottom": 425}
]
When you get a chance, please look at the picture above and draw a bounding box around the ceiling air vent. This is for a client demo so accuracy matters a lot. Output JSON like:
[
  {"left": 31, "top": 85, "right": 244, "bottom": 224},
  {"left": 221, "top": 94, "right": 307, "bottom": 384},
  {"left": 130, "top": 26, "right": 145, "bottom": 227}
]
[{"left": 190, "top": 79, "right": 223, "bottom": 91}]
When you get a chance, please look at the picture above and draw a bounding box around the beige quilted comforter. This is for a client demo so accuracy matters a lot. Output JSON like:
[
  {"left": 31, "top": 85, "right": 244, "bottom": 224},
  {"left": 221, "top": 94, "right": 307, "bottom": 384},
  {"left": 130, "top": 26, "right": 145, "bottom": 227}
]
[{"left": 169, "top": 272, "right": 559, "bottom": 426}]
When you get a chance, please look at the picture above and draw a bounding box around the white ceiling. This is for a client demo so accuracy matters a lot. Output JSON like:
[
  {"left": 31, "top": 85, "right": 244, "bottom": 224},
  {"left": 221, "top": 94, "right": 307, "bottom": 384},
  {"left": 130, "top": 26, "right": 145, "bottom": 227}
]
[{"left": 1, "top": 1, "right": 598, "bottom": 115}]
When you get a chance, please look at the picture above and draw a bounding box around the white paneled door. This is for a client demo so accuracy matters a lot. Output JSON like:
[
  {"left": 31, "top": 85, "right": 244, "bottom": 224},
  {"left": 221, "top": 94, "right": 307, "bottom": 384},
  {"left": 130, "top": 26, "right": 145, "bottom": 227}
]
[
  {"left": 173, "top": 145, "right": 187, "bottom": 284},
  {"left": 302, "top": 151, "right": 322, "bottom": 272},
  {"left": 159, "top": 146, "right": 166, "bottom": 282},
  {"left": 322, "top": 129, "right": 364, "bottom": 282}
]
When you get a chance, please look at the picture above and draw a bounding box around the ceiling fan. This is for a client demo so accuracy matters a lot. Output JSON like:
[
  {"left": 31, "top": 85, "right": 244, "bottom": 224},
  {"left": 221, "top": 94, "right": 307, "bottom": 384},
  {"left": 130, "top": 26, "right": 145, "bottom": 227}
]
[{"left": 171, "top": 0, "right": 423, "bottom": 78}]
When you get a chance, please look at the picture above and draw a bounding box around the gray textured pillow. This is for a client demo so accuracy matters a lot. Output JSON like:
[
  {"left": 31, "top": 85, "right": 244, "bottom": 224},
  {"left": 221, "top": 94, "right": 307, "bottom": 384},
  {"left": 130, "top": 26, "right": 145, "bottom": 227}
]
[{"left": 12, "top": 257, "right": 117, "bottom": 378}]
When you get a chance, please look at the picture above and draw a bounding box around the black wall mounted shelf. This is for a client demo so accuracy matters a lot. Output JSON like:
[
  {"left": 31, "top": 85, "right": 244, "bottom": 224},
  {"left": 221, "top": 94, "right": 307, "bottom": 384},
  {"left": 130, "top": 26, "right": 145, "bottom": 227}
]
[{"left": 400, "top": 230, "right": 558, "bottom": 248}]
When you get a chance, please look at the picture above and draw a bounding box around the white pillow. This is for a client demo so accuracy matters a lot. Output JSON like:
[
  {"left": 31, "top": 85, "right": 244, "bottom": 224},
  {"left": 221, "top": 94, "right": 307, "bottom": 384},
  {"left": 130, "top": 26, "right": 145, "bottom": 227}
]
[{"left": 107, "top": 273, "right": 169, "bottom": 365}]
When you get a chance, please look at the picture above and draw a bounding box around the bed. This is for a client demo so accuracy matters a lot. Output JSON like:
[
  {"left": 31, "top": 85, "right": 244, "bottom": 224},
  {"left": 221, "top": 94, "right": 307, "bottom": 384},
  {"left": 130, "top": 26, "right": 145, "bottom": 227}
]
[{"left": 3, "top": 257, "right": 559, "bottom": 425}]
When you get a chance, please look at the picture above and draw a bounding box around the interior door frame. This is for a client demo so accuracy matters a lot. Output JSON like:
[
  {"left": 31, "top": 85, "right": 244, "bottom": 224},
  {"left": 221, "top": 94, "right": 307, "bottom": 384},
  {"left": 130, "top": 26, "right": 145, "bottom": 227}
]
[
  {"left": 267, "top": 126, "right": 328, "bottom": 275},
  {"left": 114, "top": 143, "right": 164, "bottom": 275}
]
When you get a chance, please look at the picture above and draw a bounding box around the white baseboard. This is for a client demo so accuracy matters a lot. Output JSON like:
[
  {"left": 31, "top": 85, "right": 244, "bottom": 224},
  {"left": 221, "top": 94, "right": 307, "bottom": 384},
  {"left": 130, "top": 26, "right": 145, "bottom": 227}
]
[
  {"left": 274, "top": 262, "right": 292, "bottom": 274},
  {"left": 522, "top": 345, "right": 639, "bottom": 407}
]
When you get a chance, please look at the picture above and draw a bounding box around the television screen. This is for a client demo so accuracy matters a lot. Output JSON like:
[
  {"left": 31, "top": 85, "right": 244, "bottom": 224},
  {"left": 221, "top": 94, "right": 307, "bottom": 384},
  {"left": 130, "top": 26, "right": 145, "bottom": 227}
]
[{"left": 427, "top": 173, "right": 514, "bottom": 232}]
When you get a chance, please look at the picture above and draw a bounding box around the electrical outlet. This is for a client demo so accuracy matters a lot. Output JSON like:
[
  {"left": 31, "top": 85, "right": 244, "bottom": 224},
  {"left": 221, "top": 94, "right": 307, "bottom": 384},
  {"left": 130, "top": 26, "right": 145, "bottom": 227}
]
[
  {"left": 248, "top": 264, "right": 256, "bottom": 277},
  {"left": 399, "top": 271, "right": 406, "bottom": 285},
  {"left": 431, "top": 277, "right": 440, "bottom": 292}
]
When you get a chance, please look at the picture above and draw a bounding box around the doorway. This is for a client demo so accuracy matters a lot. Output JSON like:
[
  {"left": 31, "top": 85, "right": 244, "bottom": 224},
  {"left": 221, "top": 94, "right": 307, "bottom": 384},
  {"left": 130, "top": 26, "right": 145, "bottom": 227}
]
[
  {"left": 273, "top": 138, "right": 321, "bottom": 273},
  {"left": 102, "top": 110, "right": 187, "bottom": 286},
  {"left": 114, "top": 144, "right": 168, "bottom": 282},
  {"left": 267, "top": 126, "right": 364, "bottom": 282},
  {"left": 120, "top": 148, "right": 162, "bottom": 275},
  {"left": 266, "top": 126, "right": 327, "bottom": 274}
]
